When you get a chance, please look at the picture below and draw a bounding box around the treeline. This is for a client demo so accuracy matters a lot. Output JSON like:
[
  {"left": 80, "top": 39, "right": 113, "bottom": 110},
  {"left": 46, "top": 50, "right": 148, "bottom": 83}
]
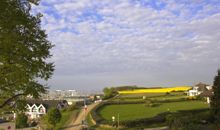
[{"left": 102, "top": 86, "right": 142, "bottom": 99}]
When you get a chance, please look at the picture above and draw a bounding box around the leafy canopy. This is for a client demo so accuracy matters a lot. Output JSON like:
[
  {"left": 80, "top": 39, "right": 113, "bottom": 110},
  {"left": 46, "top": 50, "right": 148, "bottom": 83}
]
[{"left": 0, "top": 0, "right": 54, "bottom": 110}]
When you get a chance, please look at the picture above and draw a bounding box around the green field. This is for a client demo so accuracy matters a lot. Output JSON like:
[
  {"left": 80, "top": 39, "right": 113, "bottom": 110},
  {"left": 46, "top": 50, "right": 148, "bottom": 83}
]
[
  {"left": 118, "top": 93, "right": 166, "bottom": 98},
  {"left": 98, "top": 101, "right": 208, "bottom": 121},
  {"left": 113, "top": 92, "right": 186, "bottom": 102}
]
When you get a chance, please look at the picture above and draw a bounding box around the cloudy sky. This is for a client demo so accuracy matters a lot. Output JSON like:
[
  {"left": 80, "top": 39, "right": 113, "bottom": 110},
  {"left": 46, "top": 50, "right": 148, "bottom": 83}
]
[{"left": 33, "top": 0, "right": 220, "bottom": 92}]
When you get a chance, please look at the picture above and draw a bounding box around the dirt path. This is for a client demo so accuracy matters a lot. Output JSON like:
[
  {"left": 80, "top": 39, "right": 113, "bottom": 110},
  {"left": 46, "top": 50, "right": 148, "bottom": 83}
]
[
  {"left": 144, "top": 126, "right": 168, "bottom": 130},
  {"left": 64, "top": 102, "right": 100, "bottom": 130}
]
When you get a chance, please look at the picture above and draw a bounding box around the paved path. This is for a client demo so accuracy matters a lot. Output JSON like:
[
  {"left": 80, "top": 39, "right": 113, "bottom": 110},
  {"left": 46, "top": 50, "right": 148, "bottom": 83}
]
[
  {"left": 144, "top": 126, "right": 168, "bottom": 130},
  {"left": 0, "top": 122, "right": 15, "bottom": 130},
  {"left": 63, "top": 102, "right": 100, "bottom": 130}
]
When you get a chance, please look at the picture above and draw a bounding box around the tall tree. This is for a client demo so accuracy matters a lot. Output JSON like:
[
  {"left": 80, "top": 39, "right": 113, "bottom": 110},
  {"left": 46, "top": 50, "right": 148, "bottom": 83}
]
[
  {"left": 211, "top": 69, "right": 220, "bottom": 123},
  {"left": 0, "top": 0, "right": 54, "bottom": 110}
]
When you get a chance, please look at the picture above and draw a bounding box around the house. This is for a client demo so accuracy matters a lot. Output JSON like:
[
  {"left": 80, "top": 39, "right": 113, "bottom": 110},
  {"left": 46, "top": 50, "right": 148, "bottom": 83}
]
[
  {"left": 200, "top": 90, "right": 214, "bottom": 104},
  {"left": 25, "top": 100, "right": 68, "bottom": 119},
  {"left": 187, "top": 82, "right": 212, "bottom": 96}
]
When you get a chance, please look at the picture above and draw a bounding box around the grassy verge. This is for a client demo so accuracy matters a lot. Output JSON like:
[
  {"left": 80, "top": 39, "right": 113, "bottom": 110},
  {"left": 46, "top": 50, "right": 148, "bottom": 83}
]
[{"left": 55, "top": 109, "right": 80, "bottom": 130}]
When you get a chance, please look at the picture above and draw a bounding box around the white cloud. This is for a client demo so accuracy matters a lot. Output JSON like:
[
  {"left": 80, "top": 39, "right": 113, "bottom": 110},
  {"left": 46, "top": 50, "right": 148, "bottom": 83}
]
[{"left": 32, "top": 0, "right": 220, "bottom": 91}]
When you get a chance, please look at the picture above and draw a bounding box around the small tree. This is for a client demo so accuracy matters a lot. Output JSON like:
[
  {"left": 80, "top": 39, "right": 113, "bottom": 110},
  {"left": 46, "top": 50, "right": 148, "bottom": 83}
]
[
  {"left": 46, "top": 108, "right": 61, "bottom": 129},
  {"left": 16, "top": 113, "right": 28, "bottom": 128},
  {"left": 211, "top": 69, "right": 220, "bottom": 123},
  {"left": 103, "top": 87, "right": 117, "bottom": 99}
]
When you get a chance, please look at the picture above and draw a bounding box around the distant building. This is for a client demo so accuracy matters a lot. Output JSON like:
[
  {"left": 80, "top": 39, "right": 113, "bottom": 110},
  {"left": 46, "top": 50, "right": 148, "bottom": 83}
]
[
  {"left": 187, "top": 82, "right": 212, "bottom": 96},
  {"left": 41, "top": 89, "right": 80, "bottom": 100},
  {"left": 25, "top": 100, "right": 68, "bottom": 119},
  {"left": 67, "top": 90, "right": 78, "bottom": 97}
]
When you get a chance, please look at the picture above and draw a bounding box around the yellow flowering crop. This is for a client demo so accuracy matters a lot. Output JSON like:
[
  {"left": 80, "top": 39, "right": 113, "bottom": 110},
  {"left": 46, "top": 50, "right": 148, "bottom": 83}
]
[{"left": 118, "top": 86, "right": 192, "bottom": 94}]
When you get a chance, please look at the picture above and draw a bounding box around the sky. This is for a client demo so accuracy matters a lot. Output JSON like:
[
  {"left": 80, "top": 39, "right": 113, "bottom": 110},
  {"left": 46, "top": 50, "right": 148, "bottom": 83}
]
[{"left": 33, "top": 0, "right": 220, "bottom": 92}]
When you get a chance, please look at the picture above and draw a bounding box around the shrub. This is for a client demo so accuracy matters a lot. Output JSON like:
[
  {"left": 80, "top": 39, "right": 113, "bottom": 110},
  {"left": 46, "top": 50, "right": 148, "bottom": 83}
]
[
  {"left": 167, "top": 109, "right": 211, "bottom": 130},
  {"left": 16, "top": 113, "right": 28, "bottom": 128},
  {"left": 46, "top": 108, "right": 62, "bottom": 128}
]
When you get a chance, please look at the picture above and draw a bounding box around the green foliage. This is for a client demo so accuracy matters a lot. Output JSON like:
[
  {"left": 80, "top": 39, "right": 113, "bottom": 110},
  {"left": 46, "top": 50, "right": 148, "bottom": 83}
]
[
  {"left": 46, "top": 108, "right": 62, "bottom": 128},
  {"left": 167, "top": 113, "right": 211, "bottom": 130},
  {"left": 103, "top": 87, "right": 117, "bottom": 99},
  {"left": 16, "top": 113, "right": 28, "bottom": 128},
  {"left": 0, "top": 0, "right": 54, "bottom": 110},
  {"left": 211, "top": 69, "right": 220, "bottom": 123}
]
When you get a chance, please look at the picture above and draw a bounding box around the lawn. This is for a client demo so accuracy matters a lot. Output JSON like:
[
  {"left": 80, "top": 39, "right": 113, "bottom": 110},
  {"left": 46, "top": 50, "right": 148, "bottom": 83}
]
[
  {"left": 114, "top": 92, "right": 186, "bottom": 102},
  {"left": 98, "top": 101, "right": 209, "bottom": 122},
  {"left": 119, "top": 93, "right": 166, "bottom": 98}
]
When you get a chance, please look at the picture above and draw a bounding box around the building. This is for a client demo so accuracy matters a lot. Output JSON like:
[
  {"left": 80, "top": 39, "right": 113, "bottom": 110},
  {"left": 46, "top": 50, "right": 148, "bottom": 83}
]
[
  {"left": 188, "top": 82, "right": 212, "bottom": 96},
  {"left": 25, "top": 100, "right": 68, "bottom": 119},
  {"left": 41, "top": 89, "right": 80, "bottom": 100},
  {"left": 200, "top": 90, "right": 213, "bottom": 104}
]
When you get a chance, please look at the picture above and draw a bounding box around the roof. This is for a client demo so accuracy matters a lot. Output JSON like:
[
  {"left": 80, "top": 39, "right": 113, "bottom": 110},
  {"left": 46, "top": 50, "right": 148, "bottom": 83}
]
[
  {"left": 195, "top": 82, "right": 209, "bottom": 92},
  {"left": 26, "top": 100, "right": 68, "bottom": 109},
  {"left": 200, "top": 90, "right": 213, "bottom": 97}
]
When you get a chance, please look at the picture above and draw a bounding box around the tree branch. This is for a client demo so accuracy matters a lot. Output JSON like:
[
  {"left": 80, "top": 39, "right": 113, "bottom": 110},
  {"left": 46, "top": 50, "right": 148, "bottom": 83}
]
[{"left": 0, "top": 93, "right": 26, "bottom": 108}]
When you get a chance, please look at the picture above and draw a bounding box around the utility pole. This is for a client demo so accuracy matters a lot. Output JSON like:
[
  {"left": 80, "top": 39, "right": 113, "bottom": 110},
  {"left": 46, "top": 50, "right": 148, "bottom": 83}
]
[{"left": 118, "top": 113, "right": 120, "bottom": 130}]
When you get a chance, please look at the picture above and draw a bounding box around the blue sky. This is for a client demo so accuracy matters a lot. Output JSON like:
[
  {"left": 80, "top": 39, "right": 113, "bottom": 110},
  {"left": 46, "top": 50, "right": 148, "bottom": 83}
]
[{"left": 33, "top": 0, "right": 220, "bottom": 92}]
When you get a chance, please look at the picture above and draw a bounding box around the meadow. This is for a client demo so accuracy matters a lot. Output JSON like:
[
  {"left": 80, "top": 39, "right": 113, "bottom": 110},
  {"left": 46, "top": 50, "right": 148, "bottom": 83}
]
[{"left": 98, "top": 101, "right": 208, "bottom": 121}]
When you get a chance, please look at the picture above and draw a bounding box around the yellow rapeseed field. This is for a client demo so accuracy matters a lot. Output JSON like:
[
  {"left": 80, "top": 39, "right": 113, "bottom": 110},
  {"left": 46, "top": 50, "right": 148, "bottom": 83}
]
[{"left": 118, "top": 86, "right": 192, "bottom": 94}]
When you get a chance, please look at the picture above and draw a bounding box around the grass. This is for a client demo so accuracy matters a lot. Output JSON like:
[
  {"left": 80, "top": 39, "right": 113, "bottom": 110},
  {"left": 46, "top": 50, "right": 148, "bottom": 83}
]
[
  {"left": 98, "top": 101, "right": 209, "bottom": 122},
  {"left": 114, "top": 92, "right": 186, "bottom": 102},
  {"left": 86, "top": 114, "right": 95, "bottom": 127},
  {"left": 119, "top": 93, "right": 166, "bottom": 98},
  {"left": 55, "top": 109, "right": 79, "bottom": 130}
]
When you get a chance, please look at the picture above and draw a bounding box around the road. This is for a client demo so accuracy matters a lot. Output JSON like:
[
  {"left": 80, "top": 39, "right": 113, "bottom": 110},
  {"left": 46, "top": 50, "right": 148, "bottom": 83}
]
[{"left": 64, "top": 102, "right": 100, "bottom": 130}]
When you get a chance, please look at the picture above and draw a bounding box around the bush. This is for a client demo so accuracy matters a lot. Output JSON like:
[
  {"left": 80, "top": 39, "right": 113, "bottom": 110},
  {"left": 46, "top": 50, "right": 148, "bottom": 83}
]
[
  {"left": 46, "top": 108, "right": 62, "bottom": 128},
  {"left": 16, "top": 113, "right": 28, "bottom": 128},
  {"left": 167, "top": 109, "right": 212, "bottom": 130}
]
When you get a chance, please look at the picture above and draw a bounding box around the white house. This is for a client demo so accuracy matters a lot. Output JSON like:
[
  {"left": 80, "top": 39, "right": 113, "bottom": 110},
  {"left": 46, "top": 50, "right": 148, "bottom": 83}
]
[
  {"left": 25, "top": 100, "right": 68, "bottom": 119},
  {"left": 26, "top": 104, "right": 46, "bottom": 119},
  {"left": 188, "top": 82, "right": 212, "bottom": 96}
]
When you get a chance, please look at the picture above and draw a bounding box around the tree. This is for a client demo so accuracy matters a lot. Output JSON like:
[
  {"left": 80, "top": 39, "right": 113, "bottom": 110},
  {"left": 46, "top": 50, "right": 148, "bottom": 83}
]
[
  {"left": 16, "top": 113, "right": 28, "bottom": 128},
  {"left": 0, "top": 0, "right": 54, "bottom": 110},
  {"left": 46, "top": 108, "right": 62, "bottom": 128},
  {"left": 103, "top": 87, "right": 117, "bottom": 99},
  {"left": 211, "top": 69, "right": 220, "bottom": 123}
]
